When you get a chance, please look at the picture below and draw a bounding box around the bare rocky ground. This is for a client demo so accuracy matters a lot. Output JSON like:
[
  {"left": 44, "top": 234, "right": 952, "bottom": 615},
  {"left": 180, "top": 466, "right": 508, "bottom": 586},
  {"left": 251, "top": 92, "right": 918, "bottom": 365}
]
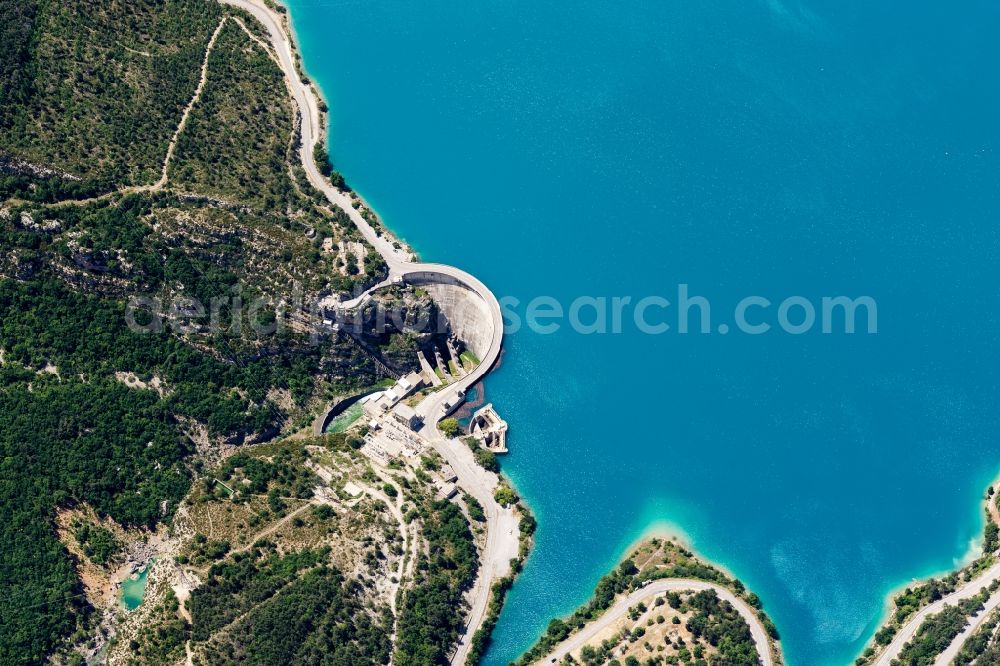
[{"left": 57, "top": 426, "right": 479, "bottom": 666}]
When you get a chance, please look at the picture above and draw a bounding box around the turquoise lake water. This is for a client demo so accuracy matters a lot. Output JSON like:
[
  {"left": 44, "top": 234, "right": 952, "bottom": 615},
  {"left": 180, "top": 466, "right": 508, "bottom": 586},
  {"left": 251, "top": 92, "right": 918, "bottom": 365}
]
[
  {"left": 283, "top": 1, "right": 1000, "bottom": 663},
  {"left": 120, "top": 565, "right": 149, "bottom": 611}
]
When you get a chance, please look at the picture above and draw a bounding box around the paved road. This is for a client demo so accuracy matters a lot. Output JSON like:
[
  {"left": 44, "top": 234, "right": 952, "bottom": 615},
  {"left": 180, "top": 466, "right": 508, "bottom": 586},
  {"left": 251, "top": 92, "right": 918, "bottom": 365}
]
[
  {"left": 218, "top": 2, "right": 508, "bottom": 661},
  {"left": 536, "top": 579, "right": 775, "bottom": 666},
  {"left": 423, "top": 426, "right": 520, "bottom": 665},
  {"left": 933, "top": 587, "right": 1000, "bottom": 665},
  {"left": 220, "top": 0, "right": 406, "bottom": 265},
  {"left": 873, "top": 560, "right": 1000, "bottom": 666},
  {"left": 220, "top": 0, "right": 504, "bottom": 400}
]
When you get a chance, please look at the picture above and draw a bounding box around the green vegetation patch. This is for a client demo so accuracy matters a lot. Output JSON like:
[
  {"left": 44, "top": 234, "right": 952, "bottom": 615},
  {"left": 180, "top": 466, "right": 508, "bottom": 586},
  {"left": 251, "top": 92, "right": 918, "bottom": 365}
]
[
  {"left": 190, "top": 545, "right": 325, "bottom": 640},
  {"left": 0, "top": 379, "right": 192, "bottom": 665},
  {"left": 0, "top": 276, "right": 287, "bottom": 437},
  {"left": 0, "top": 270, "right": 349, "bottom": 662},
  {"left": 683, "top": 589, "right": 760, "bottom": 665},
  {"left": 128, "top": 589, "right": 189, "bottom": 665},
  {"left": 464, "top": 435, "right": 499, "bottom": 472},
  {"left": 514, "top": 538, "right": 777, "bottom": 666},
  {"left": 169, "top": 20, "right": 297, "bottom": 210},
  {"left": 74, "top": 524, "right": 120, "bottom": 566},
  {"left": 573, "top": 589, "right": 760, "bottom": 666},
  {"left": 954, "top": 604, "right": 1000, "bottom": 665},
  {"left": 214, "top": 443, "right": 317, "bottom": 502},
  {"left": 188, "top": 544, "right": 392, "bottom": 665},
  {"left": 439, "top": 417, "right": 460, "bottom": 437},
  {"left": 0, "top": 0, "right": 37, "bottom": 130},
  {"left": 394, "top": 500, "right": 478, "bottom": 665},
  {"left": 0, "top": 0, "right": 223, "bottom": 188},
  {"left": 893, "top": 586, "right": 997, "bottom": 666}
]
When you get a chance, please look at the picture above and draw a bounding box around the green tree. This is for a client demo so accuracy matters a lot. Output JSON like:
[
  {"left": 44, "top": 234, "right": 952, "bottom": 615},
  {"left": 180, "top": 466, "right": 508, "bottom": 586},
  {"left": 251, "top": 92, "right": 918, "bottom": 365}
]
[
  {"left": 494, "top": 484, "right": 518, "bottom": 507},
  {"left": 474, "top": 447, "right": 499, "bottom": 472},
  {"left": 439, "top": 418, "right": 461, "bottom": 437}
]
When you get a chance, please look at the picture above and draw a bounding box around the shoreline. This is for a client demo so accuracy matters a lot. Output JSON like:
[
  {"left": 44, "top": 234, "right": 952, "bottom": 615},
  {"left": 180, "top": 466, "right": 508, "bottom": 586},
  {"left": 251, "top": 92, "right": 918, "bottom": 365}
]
[
  {"left": 870, "top": 529, "right": 986, "bottom": 640},
  {"left": 265, "top": 6, "right": 776, "bottom": 662},
  {"left": 622, "top": 518, "right": 743, "bottom": 583},
  {"left": 223, "top": 3, "right": 526, "bottom": 663},
  {"left": 882, "top": 472, "right": 998, "bottom": 603},
  {"left": 268, "top": 0, "right": 421, "bottom": 262},
  {"left": 856, "top": 470, "right": 1000, "bottom": 664},
  {"left": 519, "top": 536, "right": 782, "bottom": 666},
  {"left": 226, "top": 4, "right": 1000, "bottom": 665}
]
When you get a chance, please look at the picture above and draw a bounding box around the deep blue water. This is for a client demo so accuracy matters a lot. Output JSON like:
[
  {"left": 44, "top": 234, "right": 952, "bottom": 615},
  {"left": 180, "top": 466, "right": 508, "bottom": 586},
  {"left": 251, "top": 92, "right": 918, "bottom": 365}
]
[{"left": 283, "top": 1, "right": 1000, "bottom": 664}]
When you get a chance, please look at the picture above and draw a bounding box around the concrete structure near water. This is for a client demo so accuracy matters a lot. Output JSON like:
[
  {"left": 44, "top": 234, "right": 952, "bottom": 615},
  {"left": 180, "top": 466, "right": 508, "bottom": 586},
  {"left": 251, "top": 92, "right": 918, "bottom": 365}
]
[
  {"left": 212, "top": 5, "right": 511, "bottom": 659},
  {"left": 440, "top": 391, "right": 466, "bottom": 417},
  {"left": 469, "top": 403, "right": 509, "bottom": 453},
  {"left": 402, "top": 272, "right": 495, "bottom": 364},
  {"left": 364, "top": 371, "right": 426, "bottom": 417}
]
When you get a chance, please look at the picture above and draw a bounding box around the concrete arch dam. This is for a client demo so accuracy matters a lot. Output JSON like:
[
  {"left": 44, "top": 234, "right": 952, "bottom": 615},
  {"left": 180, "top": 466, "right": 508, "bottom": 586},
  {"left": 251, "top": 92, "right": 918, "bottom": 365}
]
[{"left": 396, "top": 264, "right": 503, "bottom": 394}]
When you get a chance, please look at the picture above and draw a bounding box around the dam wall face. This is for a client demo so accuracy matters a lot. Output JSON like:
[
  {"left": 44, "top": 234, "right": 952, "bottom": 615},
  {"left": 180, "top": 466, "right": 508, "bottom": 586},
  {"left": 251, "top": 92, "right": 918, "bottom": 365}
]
[{"left": 403, "top": 272, "right": 495, "bottom": 361}]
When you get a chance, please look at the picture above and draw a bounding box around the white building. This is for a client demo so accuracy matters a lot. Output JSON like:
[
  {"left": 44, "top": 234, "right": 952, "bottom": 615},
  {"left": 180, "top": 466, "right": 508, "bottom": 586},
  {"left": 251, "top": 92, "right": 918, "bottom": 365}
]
[{"left": 392, "top": 403, "right": 423, "bottom": 430}]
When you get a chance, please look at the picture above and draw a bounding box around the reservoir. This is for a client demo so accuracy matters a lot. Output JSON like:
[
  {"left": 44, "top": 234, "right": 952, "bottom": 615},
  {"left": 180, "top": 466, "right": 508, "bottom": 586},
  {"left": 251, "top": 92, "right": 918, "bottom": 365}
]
[{"left": 283, "top": 1, "right": 1000, "bottom": 663}]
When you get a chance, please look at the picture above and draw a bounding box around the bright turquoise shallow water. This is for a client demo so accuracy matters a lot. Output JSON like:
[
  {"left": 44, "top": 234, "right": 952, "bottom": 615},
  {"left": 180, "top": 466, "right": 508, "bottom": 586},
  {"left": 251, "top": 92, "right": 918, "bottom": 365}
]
[
  {"left": 283, "top": 1, "right": 1000, "bottom": 664},
  {"left": 121, "top": 565, "right": 149, "bottom": 611}
]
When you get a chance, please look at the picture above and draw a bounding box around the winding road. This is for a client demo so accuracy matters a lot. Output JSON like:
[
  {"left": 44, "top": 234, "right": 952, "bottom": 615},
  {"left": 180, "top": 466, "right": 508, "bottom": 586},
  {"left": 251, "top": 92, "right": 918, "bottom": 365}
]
[
  {"left": 218, "top": 1, "right": 509, "bottom": 662},
  {"left": 872, "top": 560, "right": 1000, "bottom": 666},
  {"left": 933, "top": 588, "right": 1000, "bottom": 665},
  {"left": 535, "top": 579, "right": 775, "bottom": 666},
  {"left": 219, "top": 0, "right": 504, "bottom": 395},
  {"left": 423, "top": 426, "right": 521, "bottom": 665}
]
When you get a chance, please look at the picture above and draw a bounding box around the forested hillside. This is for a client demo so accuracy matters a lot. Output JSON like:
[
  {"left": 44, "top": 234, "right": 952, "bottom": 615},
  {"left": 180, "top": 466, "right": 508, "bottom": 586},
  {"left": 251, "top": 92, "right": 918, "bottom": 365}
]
[
  {"left": 0, "top": 0, "right": 222, "bottom": 188},
  {"left": 0, "top": 0, "right": 442, "bottom": 663},
  {"left": 104, "top": 435, "right": 484, "bottom": 666}
]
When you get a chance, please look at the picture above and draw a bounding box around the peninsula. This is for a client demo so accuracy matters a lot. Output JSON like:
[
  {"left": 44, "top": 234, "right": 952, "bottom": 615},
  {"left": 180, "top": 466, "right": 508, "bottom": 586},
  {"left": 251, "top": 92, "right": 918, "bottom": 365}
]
[
  {"left": 0, "top": 1, "right": 892, "bottom": 665},
  {"left": 520, "top": 538, "right": 782, "bottom": 666}
]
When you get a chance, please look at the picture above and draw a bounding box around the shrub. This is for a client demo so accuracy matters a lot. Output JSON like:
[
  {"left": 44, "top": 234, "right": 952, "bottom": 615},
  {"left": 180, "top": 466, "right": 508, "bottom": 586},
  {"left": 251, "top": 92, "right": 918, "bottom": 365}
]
[
  {"left": 439, "top": 418, "right": 461, "bottom": 438},
  {"left": 494, "top": 484, "right": 518, "bottom": 507}
]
